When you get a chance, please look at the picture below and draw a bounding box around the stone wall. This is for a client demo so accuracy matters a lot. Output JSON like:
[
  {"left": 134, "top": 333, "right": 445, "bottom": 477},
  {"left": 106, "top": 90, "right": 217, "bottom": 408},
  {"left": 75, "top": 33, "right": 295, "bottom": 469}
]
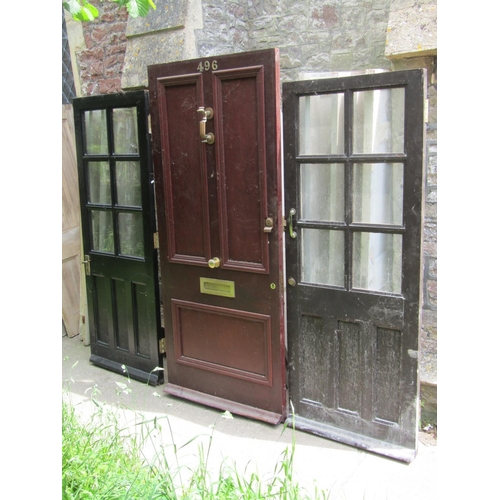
[{"left": 195, "top": 0, "right": 393, "bottom": 82}]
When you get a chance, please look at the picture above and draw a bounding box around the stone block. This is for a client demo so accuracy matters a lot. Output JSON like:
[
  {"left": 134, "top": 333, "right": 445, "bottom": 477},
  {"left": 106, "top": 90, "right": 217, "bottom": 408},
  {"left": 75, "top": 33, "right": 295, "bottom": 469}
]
[
  {"left": 385, "top": 0, "right": 437, "bottom": 59},
  {"left": 122, "top": 31, "right": 186, "bottom": 89},
  {"left": 126, "top": 0, "right": 187, "bottom": 36}
]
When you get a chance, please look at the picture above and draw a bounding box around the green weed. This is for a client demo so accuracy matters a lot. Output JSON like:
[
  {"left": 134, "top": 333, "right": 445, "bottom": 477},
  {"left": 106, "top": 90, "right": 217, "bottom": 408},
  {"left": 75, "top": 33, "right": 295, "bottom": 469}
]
[{"left": 62, "top": 391, "right": 329, "bottom": 500}]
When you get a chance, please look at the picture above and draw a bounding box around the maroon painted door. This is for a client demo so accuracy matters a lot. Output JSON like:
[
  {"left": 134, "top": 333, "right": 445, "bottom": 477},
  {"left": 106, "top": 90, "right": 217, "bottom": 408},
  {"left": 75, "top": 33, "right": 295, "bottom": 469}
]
[{"left": 148, "top": 49, "right": 286, "bottom": 423}]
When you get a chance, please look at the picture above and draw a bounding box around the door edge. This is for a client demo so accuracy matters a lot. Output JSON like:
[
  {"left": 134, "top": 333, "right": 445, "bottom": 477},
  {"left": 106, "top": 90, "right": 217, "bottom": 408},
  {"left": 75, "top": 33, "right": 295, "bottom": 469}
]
[
  {"left": 165, "top": 383, "right": 285, "bottom": 424},
  {"left": 288, "top": 415, "right": 417, "bottom": 463},
  {"left": 90, "top": 354, "right": 161, "bottom": 386}
]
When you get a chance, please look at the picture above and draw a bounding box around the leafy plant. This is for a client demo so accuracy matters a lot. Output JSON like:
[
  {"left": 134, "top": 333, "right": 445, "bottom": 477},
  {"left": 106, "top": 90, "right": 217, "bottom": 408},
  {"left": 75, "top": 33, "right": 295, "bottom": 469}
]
[{"left": 63, "top": 0, "right": 156, "bottom": 22}]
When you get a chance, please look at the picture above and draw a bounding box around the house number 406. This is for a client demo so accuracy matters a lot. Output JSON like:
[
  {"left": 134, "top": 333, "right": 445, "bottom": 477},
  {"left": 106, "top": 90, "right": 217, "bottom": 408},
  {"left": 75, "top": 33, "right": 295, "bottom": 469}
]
[{"left": 197, "top": 60, "right": 218, "bottom": 72}]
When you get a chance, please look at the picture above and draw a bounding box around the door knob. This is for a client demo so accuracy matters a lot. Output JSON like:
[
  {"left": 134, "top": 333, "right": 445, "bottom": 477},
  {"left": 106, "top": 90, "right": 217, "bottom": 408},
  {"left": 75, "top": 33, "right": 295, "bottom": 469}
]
[
  {"left": 208, "top": 257, "right": 220, "bottom": 269},
  {"left": 197, "top": 107, "right": 215, "bottom": 144}
]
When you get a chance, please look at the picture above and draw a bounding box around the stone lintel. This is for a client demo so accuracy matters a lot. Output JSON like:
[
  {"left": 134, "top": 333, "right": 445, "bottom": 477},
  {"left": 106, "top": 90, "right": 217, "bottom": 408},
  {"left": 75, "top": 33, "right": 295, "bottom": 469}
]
[
  {"left": 121, "top": 0, "right": 189, "bottom": 90},
  {"left": 385, "top": 0, "right": 437, "bottom": 59}
]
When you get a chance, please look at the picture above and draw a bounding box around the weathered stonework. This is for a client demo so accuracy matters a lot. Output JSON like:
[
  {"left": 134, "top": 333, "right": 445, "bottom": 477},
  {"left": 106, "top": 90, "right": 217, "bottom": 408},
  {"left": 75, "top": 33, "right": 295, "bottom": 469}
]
[
  {"left": 195, "top": 0, "right": 393, "bottom": 82},
  {"left": 76, "top": 1, "right": 128, "bottom": 95},
  {"left": 385, "top": 0, "right": 437, "bottom": 59},
  {"left": 121, "top": 0, "right": 192, "bottom": 89}
]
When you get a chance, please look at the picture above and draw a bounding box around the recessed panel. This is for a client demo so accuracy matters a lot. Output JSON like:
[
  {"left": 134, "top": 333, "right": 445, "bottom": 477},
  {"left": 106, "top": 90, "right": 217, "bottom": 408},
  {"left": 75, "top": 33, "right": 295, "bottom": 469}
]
[
  {"left": 159, "top": 75, "right": 210, "bottom": 262},
  {"left": 113, "top": 278, "right": 129, "bottom": 351},
  {"left": 93, "top": 275, "right": 110, "bottom": 345},
  {"left": 374, "top": 327, "right": 402, "bottom": 424},
  {"left": 298, "top": 315, "right": 334, "bottom": 407},
  {"left": 215, "top": 67, "right": 268, "bottom": 272},
  {"left": 336, "top": 320, "right": 361, "bottom": 414},
  {"left": 134, "top": 282, "right": 151, "bottom": 358},
  {"left": 172, "top": 300, "right": 272, "bottom": 385}
]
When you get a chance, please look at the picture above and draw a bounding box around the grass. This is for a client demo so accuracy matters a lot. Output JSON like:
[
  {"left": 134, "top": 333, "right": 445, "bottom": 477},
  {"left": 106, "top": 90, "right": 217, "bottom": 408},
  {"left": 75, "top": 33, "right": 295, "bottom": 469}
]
[{"left": 62, "top": 377, "right": 329, "bottom": 500}]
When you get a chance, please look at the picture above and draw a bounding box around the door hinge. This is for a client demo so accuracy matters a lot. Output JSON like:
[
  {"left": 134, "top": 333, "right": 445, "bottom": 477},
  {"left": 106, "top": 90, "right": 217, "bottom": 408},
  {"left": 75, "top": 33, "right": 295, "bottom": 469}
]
[
  {"left": 282, "top": 216, "right": 287, "bottom": 231},
  {"left": 159, "top": 337, "right": 166, "bottom": 354},
  {"left": 153, "top": 232, "right": 160, "bottom": 249}
]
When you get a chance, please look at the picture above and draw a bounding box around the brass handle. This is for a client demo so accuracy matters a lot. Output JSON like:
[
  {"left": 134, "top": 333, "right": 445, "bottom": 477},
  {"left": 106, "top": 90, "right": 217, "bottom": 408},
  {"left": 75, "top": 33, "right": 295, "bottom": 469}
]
[
  {"left": 208, "top": 257, "right": 220, "bottom": 269},
  {"left": 197, "top": 107, "right": 215, "bottom": 144},
  {"left": 288, "top": 209, "right": 297, "bottom": 239}
]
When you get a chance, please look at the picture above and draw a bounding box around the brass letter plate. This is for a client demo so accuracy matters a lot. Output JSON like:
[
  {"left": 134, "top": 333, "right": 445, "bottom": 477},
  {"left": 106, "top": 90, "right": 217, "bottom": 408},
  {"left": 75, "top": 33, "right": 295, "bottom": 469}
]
[{"left": 200, "top": 277, "right": 235, "bottom": 298}]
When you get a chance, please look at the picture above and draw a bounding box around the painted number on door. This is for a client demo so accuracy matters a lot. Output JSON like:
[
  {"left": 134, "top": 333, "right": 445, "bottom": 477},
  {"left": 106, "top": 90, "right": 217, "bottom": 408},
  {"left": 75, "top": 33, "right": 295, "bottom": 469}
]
[{"left": 197, "top": 60, "right": 218, "bottom": 72}]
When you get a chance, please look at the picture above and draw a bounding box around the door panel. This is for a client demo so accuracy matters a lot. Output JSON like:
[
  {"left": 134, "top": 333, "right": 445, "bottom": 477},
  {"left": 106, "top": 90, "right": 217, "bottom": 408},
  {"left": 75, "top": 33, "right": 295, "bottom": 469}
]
[
  {"left": 283, "top": 70, "right": 425, "bottom": 462},
  {"left": 149, "top": 49, "right": 286, "bottom": 423},
  {"left": 73, "top": 91, "right": 163, "bottom": 385},
  {"left": 214, "top": 65, "right": 269, "bottom": 272},
  {"left": 62, "top": 104, "right": 82, "bottom": 338},
  {"left": 158, "top": 73, "right": 211, "bottom": 265}
]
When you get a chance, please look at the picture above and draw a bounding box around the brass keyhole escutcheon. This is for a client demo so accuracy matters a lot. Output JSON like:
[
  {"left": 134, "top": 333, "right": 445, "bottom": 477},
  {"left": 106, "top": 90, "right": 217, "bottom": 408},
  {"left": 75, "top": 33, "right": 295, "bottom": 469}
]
[
  {"left": 264, "top": 217, "right": 274, "bottom": 233},
  {"left": 270, "top": 283, "right": 276, "bottom": 290},
  {"left": 208, "top": 257, "right": 220, "bottom": 269}
]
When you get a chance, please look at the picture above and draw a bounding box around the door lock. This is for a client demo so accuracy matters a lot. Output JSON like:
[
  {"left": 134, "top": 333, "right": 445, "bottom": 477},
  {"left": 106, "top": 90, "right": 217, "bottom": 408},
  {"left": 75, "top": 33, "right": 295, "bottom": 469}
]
[
  {"left": 197, "top": 107, "right": 215, "bottom": 144},
  {"left": 82, "top": 255, "right": 91, "bottom": 276},
  {"left": 208, "top": 257, "right": 220, "bottom": 269},
  {"left": 264, "top": 217, "right": 274, "bottom": 233}
]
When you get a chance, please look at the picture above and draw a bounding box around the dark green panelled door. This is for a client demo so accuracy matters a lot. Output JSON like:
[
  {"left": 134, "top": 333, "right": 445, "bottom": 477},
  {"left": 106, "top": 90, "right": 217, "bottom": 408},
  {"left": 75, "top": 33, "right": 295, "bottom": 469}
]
[
  {"left": 283, "top": 70, "right": 425, "bottom": 462},
  {"left": 73, "top": 91, "right": 163, "bottom": 384}
]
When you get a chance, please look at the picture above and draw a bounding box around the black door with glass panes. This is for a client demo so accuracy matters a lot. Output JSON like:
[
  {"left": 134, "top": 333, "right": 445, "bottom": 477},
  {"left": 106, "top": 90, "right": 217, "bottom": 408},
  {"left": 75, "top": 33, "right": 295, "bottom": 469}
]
[
  {"left": 283, "top": 70, "right": 425, "bottom": 462},
  {"left": 73, "top": 91, "right": 163, "bottom": 384}
]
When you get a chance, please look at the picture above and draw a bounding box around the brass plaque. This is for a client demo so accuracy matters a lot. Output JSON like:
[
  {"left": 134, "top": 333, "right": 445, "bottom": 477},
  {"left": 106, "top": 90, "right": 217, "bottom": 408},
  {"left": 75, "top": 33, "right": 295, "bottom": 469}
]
[{"left": 200, "top": 277, "right": 235, "bottom": 298}]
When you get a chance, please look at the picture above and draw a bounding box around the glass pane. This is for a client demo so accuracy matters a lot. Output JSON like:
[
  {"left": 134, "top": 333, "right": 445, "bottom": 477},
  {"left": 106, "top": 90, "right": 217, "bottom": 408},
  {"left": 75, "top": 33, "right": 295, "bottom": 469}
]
[
  {"left": 113, "top": 107, "right": 139, "bottom": 154},
  {"left": 91, "top": 210, "right": 114, "bottom": 253},
  {"left": 353, "top": 163, "right": 403, "bottom": 225},
  {"left": 353, "top": 88, "right": 405, "bottom": 154},
  {"left": 118, "top": 212, "right": 144, "bottom": 258},
  {"left": 301, "top": 229, "right": 344, "bottom": 287},
  {"left": 116, "top": 161, "right": 142, "bottom": 207},
  {"left": 352, "top": 232, "right": 402, "bottom": 293},
  {"left": 87, "top": 162, "right": 111, "bottom": 205},
  {"left": 299, "top": 93, "right": 345, "bottom": 155},
  {"left": 301, "top": 163, "right": 344, "bottom": 222},
  {"left": 84, "top": 110, "right": 108, "bottom": 154}
]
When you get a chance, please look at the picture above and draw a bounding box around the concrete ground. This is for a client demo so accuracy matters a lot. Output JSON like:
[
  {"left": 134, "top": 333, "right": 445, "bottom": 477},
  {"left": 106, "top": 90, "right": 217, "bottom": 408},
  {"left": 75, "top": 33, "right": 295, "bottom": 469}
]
[{"left": 62, "top": 335, "right": 437, "bottom": 500}]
